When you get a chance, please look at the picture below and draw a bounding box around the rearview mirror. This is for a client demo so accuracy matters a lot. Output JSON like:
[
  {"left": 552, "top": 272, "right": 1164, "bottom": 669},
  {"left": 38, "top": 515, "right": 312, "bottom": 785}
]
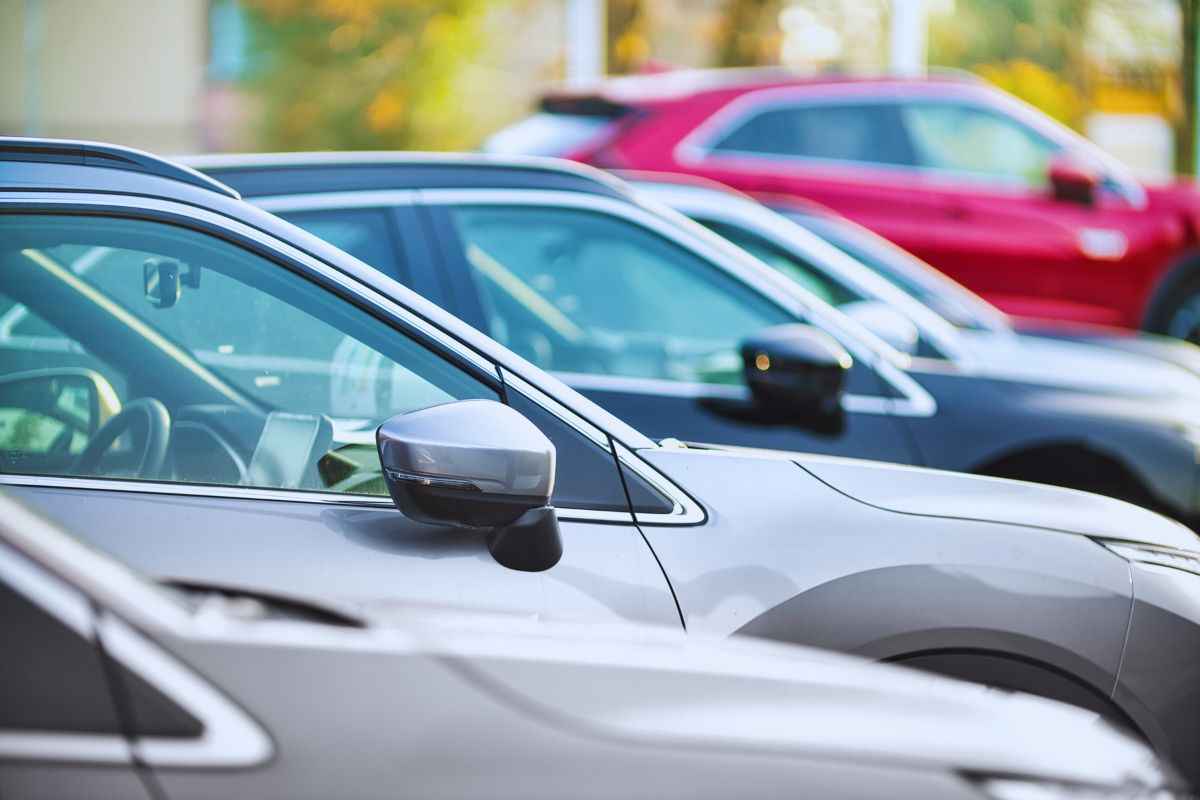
[
  {"left": 840, "top": 300, "right": 920, "bottom": 355},
  {"left": 376, "top": 400, "right": 562, "bottom": 572},
  {"left": 741, "top": 324, "right": 851, "bottom": 419},
  {"left": 1048, "top": 155, "right": 1099, "bottom": 206}
]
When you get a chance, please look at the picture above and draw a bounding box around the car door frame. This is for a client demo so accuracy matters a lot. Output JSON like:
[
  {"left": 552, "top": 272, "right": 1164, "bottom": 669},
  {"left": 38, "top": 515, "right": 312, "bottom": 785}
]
[{"left": 0, "top": 192, "right": 703, "bottom": 529}]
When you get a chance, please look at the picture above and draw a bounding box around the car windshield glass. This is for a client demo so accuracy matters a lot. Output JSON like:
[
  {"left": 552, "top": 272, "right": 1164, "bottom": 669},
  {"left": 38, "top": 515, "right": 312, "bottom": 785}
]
[{"left": 782, "top": 212, "right": 1001, "bottom": 331}]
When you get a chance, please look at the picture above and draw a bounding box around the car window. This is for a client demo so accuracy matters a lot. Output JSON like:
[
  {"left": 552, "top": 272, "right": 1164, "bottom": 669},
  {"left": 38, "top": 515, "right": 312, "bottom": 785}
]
[
  {"left": 446, "top": 204, "right": 793, "bottom": 386},
  {"left": 711, "top": 102, "right": 916, "bottom": 166},
  {"left": 787, "top": 211, "right": 990, "bottom": 330},
  {"left": 279, "top": 208, "right": 401, "bottom": 279},
  {"left": 901, "top": 103, "right": 1059, "bottom": 185},
  {"left": 0, "top": 214, "right": 497, "bottom": 495},
  {"left": 694, "top": 218, "right": 861, "bottom": 307}
]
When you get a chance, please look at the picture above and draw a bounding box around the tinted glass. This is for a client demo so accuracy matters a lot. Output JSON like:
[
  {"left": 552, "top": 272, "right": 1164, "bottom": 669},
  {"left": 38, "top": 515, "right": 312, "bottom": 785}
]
[
  {"left": 0, "top": 214, "right": 497, "bottom": 493},
  {"left": 901, "top": 103, "right": 1058, "bottom": 184},
  {"left": 280, "top": 208, "right": 399, "bottom": 277},
  {"left": 712, "top": 103, "right": 916, "bottom": 166},
  {"left": 787, "top": 212, "right": 988, "bottom": 330},
  {"left": 695, "top": 218, "right": 860, "bottom": 307},
  {"left": 446, "top": 205, "right": 793, "bottom": 386}
]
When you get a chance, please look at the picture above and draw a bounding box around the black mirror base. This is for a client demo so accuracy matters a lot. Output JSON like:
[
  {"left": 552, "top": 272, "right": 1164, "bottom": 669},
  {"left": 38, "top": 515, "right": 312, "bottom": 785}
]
[{"left": 487, "top": 506, "right": 563, "bottom": 572}]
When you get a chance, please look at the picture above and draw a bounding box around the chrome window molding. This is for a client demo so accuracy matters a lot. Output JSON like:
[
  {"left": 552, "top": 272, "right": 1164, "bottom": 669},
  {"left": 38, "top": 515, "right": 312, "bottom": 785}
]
[
  {"left": 0, "top": 473, "right": 691, "bottom": 525},
  {"left": 416, "top": 188, "right": 936, "bottom": 419},
  {"left": 0, "top": 541, "right": 272, "bottom": 768},
  {"left": 615, "top": 440, "right": 706, "bottom": 526}
]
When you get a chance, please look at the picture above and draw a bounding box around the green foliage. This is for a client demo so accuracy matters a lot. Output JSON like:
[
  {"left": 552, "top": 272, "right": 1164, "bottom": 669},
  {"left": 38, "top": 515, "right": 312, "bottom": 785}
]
[{"left": 242, "top": 0, "right": 494, "bottom": 151}]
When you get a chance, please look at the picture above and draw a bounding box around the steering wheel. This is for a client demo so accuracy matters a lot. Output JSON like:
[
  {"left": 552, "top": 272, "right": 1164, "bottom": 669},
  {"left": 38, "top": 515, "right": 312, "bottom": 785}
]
[{"left": 74, "top": 398, "right": 171, "bottom": 480}]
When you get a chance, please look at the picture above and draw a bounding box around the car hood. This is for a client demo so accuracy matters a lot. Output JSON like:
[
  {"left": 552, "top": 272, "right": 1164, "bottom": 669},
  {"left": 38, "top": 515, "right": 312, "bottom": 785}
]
[
  {"left": 386, "top": 606, "right": 1170, "bottom": 788},
  {"left": 1010, "top": 322, "right": 1200, "bottom": 379},
  {"left": 795, "top": 452, "right": 1199, "bottom": 550},
  {"left": 958, "top": 329, "right": 1200, "bottom": 398}
]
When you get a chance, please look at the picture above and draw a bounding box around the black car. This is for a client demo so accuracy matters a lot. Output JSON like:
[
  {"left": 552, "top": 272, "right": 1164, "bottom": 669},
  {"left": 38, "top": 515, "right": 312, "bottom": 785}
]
[{"left": 190, "top": 153, "right": 1200, "bottom": 528}]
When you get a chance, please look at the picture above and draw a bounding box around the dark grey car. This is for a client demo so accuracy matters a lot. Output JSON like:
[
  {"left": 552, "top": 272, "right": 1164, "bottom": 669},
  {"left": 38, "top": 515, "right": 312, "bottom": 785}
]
[{"left": 2, "top": 139, "right": 1200, "bottom": 784}]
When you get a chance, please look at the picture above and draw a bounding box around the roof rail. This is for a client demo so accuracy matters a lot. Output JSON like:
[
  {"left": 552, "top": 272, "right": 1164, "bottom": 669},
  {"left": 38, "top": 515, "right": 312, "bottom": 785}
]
[{"left": 0, "top": 137, "right": 241, "bottom": 199}]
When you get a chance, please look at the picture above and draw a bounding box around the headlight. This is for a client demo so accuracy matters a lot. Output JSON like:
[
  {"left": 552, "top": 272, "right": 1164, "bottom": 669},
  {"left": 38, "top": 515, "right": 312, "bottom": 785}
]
[
  {"left": 1098, "top": 540, "right": 1200, "bottom": 577},
  {"left": 977, "top": 777, "right": 1187, "bottom": 800}
]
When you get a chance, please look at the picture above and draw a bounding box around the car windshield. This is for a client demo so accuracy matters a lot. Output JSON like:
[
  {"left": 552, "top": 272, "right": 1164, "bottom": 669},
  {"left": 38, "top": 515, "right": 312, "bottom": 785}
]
[{"left": 778, "top": 210, "right": 1010, "bottom": 333}]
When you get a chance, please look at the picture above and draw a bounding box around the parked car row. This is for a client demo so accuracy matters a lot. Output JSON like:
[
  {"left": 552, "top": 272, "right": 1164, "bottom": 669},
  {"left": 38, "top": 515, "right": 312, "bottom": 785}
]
[
  {"left": 487, "top": 67, "right": 1200, "bottom": 342},
  {"left": 2, "top": 137, "right": 1199, "bottom": 796}
]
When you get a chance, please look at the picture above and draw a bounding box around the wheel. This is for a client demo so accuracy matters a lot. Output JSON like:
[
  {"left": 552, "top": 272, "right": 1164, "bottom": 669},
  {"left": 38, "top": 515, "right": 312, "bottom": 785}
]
[{"left": 1143, "top": 256, "right": 1200, "bottom": 343}]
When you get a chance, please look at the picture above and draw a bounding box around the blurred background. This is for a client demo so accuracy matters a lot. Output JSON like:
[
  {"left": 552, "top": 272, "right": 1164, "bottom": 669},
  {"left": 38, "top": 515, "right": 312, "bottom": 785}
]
[{"left": 1, "top": 0, "right": 1197, "bottom": 180}]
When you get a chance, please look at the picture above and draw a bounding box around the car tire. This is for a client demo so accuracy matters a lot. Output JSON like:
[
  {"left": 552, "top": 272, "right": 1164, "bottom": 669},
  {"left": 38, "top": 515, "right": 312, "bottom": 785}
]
[{"left": 1143, "top": 253, "right": 1200, "bottom": 343}]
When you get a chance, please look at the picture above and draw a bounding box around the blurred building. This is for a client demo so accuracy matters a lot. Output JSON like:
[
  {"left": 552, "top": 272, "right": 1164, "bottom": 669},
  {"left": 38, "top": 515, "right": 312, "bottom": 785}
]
[{"left": 0, "top": 0, "right": 210, "bottom": 153}]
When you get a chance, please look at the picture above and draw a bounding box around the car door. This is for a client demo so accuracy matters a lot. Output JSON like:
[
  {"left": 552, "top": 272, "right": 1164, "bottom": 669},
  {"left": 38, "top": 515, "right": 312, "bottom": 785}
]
[
  {"left": 418, "top": 194, "right": 918, "bottom": 463},
  {"left": 893, "top": 100, "right": 1151, "bottom": 326},
  {"left": 0, "top": 207, "right": 680, "bottom": 628}
]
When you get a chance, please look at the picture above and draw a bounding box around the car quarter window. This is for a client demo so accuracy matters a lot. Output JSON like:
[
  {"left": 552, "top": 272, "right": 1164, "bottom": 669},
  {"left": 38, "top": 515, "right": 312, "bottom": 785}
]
[
  {"left": 710, "top": 102, "right": 917, "bottom": 166},
  {"left": 900, "top": 102, "right": 1059, "bottom": 185},
  {"left": 0, "top": 578, "right": 125, "bottom": 735},
  {"left": 0, "top": 213, "right": 497, "bottom": 495}
]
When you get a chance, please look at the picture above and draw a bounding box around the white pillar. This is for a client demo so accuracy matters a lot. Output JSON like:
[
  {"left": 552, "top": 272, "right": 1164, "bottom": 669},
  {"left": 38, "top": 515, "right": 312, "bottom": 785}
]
[
  {"left": 890, "top": 0, "right": 926, "bottom": 77},
  {"left": 566, "top": 0, "right": 605, "bottom": 86}
]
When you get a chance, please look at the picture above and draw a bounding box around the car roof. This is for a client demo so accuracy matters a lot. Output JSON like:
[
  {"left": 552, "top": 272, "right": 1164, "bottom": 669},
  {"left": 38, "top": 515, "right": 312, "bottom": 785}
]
[
  {"left": 540, "top": 67, "right": 981, "bottom": 108},
  {"left": 182, "top": 151, "right": 635, "bottom": 200}
]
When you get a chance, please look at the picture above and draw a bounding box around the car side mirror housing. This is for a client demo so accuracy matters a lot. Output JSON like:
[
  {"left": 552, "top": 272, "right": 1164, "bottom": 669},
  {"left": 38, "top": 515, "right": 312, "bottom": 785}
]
[
  {"left": 376, "top": 399, "right": 562, "bottom": 572},
  {"left": 1048, "top": 155, "right": 1099, "bottom": 206},
  {"left": 840, "top": 300, "right": 920, "bottom": 355},
  {"left": 741, "top": 324, "right": 851, "bottom": 419}
]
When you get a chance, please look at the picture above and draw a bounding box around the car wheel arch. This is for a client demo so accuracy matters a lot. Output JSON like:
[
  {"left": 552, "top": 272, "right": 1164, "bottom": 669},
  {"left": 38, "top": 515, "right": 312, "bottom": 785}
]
[
  {"left": 1142, "top": 248, "right": 1200, "bottom": 335},
  {"left": 885, "top": 648, "right": 1149, "bottom": 742}
]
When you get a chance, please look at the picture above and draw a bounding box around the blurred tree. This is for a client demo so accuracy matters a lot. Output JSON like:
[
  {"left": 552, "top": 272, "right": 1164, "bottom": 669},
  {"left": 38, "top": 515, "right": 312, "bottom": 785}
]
[
  {"left": 608, "top": 0, "right": 649, "bottom": 74},
  {"left": 1179, "top": 0, "right": 1197, "bottom": 173},
  {"left": 242, "top": 0, "right": 495, "bottom": 151},
  {"left": 714, "top": 0, "right": 783, "bottom": 67},
  {"left": 929, "top": 0, "right": 1092, "bottom": 128}
]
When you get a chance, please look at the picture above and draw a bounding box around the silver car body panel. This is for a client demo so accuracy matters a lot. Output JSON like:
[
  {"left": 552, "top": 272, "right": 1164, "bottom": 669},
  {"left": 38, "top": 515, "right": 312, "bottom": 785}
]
[{"left": 0, "top": 491, "right": 1177, "bottom": 797}]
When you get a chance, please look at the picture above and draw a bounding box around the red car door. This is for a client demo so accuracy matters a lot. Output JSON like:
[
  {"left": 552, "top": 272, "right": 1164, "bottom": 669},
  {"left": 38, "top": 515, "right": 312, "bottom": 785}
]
[{"left": 889, "top": 100, "right": 1155, "bottom": 327}]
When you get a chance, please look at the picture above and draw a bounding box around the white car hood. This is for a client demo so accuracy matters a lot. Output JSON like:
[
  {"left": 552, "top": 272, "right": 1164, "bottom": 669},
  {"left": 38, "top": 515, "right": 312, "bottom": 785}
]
[
  {"left": 397, "top": 609, "right": 1170, "bottom": 788},
  {"left": 960, "top": 330, "right": 1200, "bottom": 398},
  {"left": 797, "top": 454, "right": 1200, "bottom": 550}
]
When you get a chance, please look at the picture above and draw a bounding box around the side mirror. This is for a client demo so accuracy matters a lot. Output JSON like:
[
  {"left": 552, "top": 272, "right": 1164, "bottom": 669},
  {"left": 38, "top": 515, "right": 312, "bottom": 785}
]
[
  {"left": 1048, "top": 155, "right": 1099, "bottom": 206},
  {"left": 376, "top": 399, "right": 562, "bottom": 572},
  {"left": 840, "top": 300, "right": 920, "bottom": 355},
  {"left": 740, "top": 324, "right": 851, "bottom": 419},
  {"left": 0, "top": 368, "right": 119, "bottom": 437}
]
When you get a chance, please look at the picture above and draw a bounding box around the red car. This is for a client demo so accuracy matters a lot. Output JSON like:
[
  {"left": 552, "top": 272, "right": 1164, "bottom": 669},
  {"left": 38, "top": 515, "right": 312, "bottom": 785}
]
[{"left": 487, "top": 69, "right": 1200, "bottom": 341}]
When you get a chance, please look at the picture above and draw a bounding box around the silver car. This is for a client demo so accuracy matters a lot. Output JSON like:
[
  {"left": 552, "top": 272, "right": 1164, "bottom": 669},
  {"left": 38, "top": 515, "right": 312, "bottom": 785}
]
[
  {"left": 0, "top": 491, "right": 1187, "bottom": 799},
  {"left": 2, "top": 139, "right": 1200, "bottom": 784}
]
